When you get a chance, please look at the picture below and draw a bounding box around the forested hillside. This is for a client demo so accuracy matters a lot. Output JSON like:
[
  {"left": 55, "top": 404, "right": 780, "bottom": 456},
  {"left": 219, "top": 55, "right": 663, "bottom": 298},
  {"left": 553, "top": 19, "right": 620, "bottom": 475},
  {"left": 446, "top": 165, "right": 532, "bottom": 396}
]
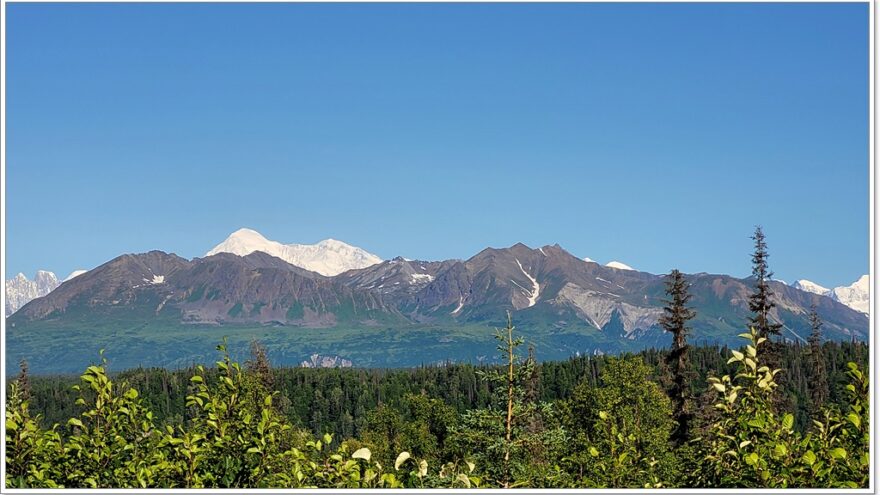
[
  {"left": 18, "top": 340, "right": 867, "bottom": 441},
  {"left": 5, "top": 326, "right": 869, "bottom": 489}
]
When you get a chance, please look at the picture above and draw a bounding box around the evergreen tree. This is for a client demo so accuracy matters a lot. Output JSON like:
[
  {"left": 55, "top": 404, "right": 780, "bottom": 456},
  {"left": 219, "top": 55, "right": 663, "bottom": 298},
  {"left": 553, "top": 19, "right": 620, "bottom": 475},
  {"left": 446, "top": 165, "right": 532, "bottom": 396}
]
[
  {"left": 807, "top": 304, "right": 829, "bottom": 417},
  {"left": 658, "top": 269, "right": 696, "bottom": 445},
  {"left": 747, "top": 226, "right": 788, "bottom": 411},
  {"left": 748, "top": 226, "right": 783, "bottom": 340},
  {"left": 16, "top": 359, "right": 31, "bottom": 402},
  {"left": 446, "top": 312, "right": 564, "bottom": 487},
  {"left": 246, "top": 340, "right": 273, "bottom": 390}
]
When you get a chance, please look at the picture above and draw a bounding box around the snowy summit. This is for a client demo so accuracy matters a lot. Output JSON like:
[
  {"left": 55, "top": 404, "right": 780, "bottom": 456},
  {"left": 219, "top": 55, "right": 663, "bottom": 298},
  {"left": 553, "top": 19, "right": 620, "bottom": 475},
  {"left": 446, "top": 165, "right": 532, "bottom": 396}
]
[
  {"left": 792, "top": 279, "right": 830, "bottom": 296},
  {"left": 605, "top": 261, "right": 634, "bottom": 271},
  {"left": 206, "top": 228, "right": 382, "bottom": 276},
  {"left": 792, "top": 275, "right": 869, "bottom": 314},
  {"left": 830, "top": 275, "right": 869, "bottom": 314}
]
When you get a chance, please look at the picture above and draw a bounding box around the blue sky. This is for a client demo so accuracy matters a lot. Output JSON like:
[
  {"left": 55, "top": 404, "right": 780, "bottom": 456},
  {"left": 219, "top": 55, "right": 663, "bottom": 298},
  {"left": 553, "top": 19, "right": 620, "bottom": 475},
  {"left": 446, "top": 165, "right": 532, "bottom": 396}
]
[{"left": 6, "top": 3, "right": 869, "bottom": 288}]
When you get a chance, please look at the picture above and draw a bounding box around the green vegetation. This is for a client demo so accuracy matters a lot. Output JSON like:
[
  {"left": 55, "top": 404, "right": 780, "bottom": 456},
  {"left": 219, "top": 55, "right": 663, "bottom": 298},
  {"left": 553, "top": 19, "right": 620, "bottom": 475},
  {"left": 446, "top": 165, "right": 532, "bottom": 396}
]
[
  {"left": 227, "top": 303, "right": 244, "bottom": 318},
  {"left": 5, "top": 326, "right": 869, "bottom": 488}
]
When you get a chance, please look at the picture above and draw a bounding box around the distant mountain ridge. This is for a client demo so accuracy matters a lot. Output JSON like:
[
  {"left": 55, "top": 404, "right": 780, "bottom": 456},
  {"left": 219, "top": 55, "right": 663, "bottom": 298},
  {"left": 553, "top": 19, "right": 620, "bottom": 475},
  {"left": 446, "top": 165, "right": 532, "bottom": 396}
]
[{"left": 6, "top": 234, "right": 869, "bottom": 374}]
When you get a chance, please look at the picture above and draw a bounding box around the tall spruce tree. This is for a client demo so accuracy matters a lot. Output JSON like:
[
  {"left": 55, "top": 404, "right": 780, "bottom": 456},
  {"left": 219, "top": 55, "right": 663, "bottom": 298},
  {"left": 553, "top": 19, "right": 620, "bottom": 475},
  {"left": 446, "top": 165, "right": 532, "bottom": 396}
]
[
  {"left": 16, "top": 359, "right": 31, "bottom": 402},
  {"left": 748, "top": 226, "right": 783, "bottom": 340},
  {"left": 658, "top": 269, "right": 697, "bottom": 445},
  {"left": 748, "top": 226, "right": 791, "bottom": 413},
  {"left": 807, "top": 304, "right": 829, "bottom": 417}
]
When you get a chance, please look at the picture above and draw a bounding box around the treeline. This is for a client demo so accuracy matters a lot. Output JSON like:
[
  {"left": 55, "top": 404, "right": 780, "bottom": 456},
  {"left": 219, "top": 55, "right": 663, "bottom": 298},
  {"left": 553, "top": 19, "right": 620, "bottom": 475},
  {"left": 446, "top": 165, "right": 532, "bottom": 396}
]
[{"left": 18, "top": 340, "right": 868, "bottom": 441}]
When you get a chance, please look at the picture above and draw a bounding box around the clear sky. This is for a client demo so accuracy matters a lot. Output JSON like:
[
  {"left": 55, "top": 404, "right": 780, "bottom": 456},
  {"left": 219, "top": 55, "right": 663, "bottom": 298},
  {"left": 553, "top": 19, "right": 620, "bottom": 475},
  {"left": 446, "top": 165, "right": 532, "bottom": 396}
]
[{"left": 5, "top": 3, "right": 869, "bottom": 288}]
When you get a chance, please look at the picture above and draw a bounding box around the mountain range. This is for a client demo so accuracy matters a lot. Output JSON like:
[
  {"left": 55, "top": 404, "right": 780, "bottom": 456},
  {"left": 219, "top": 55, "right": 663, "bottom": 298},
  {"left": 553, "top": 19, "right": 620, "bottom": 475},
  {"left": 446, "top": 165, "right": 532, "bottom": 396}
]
[{"left": 5, "top": 229, "right": 870, "bottom": 374}]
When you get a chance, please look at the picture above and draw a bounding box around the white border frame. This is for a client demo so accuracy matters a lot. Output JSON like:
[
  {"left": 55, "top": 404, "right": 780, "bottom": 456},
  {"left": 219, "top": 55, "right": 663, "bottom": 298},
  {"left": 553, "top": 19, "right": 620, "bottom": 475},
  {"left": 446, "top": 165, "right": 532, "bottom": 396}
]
[{"left": 0, "top": 1, "right": 875, "bottom": 493}]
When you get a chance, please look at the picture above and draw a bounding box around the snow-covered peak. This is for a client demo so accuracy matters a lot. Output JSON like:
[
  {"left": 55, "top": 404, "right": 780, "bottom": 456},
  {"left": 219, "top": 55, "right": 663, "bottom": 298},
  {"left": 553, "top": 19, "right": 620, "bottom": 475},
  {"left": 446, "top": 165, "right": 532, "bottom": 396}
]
[
  {"left": 34, "top": 270, "right": 59, "bottom": 285},
  {"left": 851, "top": 275, "right": 869, "bottom": 291},
  {"left": 792, "top": 275, "right": 868, "bottom": 315},
  {"left": 5, "top": 270, "right": 61, "bottom": 317},
  {"left": 831, "top": 275, "right": 869, "bottom": 314},
  {"left": 792, "top": 279, "right": 830, "bottom": 296},
  {"left": 64, "top": 270, "right": 88, "bottom": 282},
  {"left": 207, "top": 228, "right": 382, "bottom": 276},
  {"left": 605, "top": 261, "right": 634, "bottom": 271},
  {"left": 208, "top": 228, "right": 276, "bottom": 256}
]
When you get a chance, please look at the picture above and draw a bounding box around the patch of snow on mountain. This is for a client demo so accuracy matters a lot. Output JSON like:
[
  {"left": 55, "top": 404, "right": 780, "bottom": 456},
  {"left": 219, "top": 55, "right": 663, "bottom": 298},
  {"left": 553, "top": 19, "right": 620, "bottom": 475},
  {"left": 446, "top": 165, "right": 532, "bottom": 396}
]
[
  {"left": 792, "top": 279, "right": 830, "bottom": 296},
  {"left": 514, "top": 258, "right": 540, "bottom": 308},
  {"left": 605, "top": 261, "right": 634, "bottom": 271},
  {"left": 410, "top": 273, "right": 434, "bottom": 284},
  {"left": 451, "top": 295, "right": 465, "bottom": 315},
  {"left": 207, "top": 228, "right": 382, "bottom": 276},
  {"left": 583, "top": 257, "right": 595, "bottom": 263}
]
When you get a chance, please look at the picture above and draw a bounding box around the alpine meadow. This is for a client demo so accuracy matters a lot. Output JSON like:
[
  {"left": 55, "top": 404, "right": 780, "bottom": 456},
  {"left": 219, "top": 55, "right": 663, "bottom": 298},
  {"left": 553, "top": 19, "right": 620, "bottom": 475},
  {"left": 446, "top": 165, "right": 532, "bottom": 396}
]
[{"left": 3, "top": 2, "right": 872, "bottom": 491}]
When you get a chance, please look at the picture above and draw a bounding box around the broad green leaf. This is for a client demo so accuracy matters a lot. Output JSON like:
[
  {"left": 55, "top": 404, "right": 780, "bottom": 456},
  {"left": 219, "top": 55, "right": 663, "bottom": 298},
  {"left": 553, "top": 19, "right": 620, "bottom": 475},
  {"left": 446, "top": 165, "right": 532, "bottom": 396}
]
[
  {"left": 773, "top": 443, "right": 787, "bottom": 458},
  {"left": 830, "top": 448, "right": 847, "bottom": 460},
  {"left": 745, "top": 452, "right": 759, "bottom": 466},
  {"left": 802, "top": 450, "right": 816, "bottom": 466},
  {"left": 847, "top": 412, "right": 861, "bottom": 429},
  {"left": 747, "top": 417, "right": 765, "bottom": 429},
  {"left": 782, "top": 413, "right": 794, "bottom": 430}
]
